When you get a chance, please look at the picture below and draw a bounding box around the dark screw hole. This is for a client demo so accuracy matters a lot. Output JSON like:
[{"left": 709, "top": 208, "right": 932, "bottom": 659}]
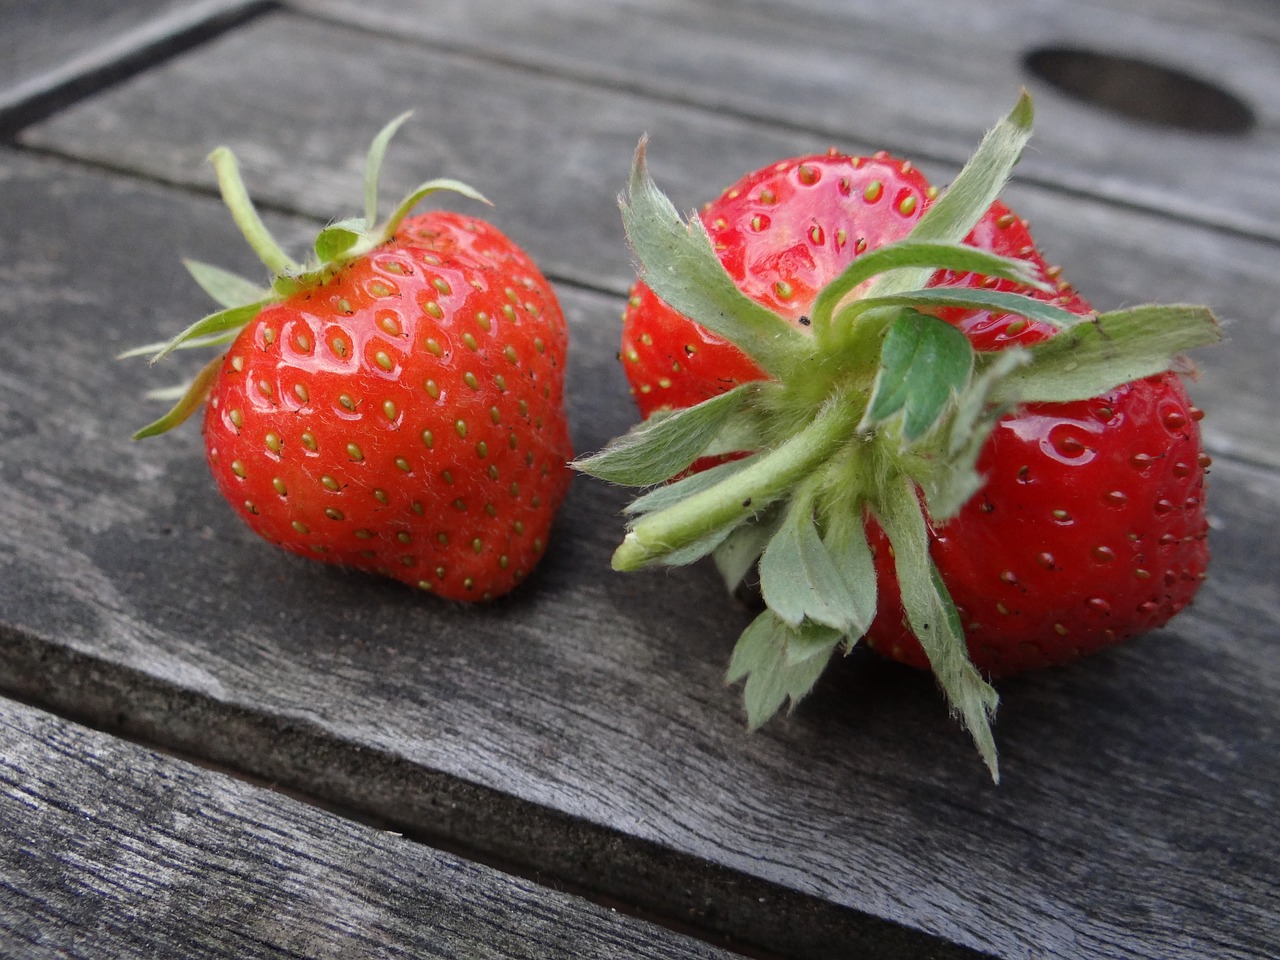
[{"left": 1024, "top": 46, "right": 1256, "bottom": 135}]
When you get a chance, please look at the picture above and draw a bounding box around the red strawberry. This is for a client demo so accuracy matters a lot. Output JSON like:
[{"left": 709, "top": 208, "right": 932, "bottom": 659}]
[
  {"left": 130, "top": 116, "right": 572, "bottom": 601},
  {"left": 578, "top": 94, "right": 1219, "bottom": 777}
]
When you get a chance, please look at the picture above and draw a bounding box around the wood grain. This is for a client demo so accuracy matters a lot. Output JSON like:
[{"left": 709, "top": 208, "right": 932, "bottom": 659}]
[
  {"left": 17, "top": 11, "right": 1280, "bottom": 468},
  {"left": 288, "top": 0, "right": 1280, "bottom": 242},
  {"left": 0, "top": 697, "right": 739, "bottom": 960},
  {"left": 0, "top": 0, "right": 270, "bottom": 134},
  {"left": 0, "top": 142, "right": 1276, "bottom": 958}
]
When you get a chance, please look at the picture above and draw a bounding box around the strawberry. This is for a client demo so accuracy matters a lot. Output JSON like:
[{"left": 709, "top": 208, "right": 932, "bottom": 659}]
[
  {"left": 577, "top": 94, "right": 1219, "bottom": 778},
  {"left": 129, "top": 116, "right": 572, "bottom": 601}
]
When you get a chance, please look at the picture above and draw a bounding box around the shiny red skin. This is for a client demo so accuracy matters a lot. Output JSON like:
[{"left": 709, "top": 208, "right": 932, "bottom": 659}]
[
  {"left": 620, "top": 150, "right": 1209, "bottom": 674},
  {"left": 203, "top": 212, "right": 573, "bottom": 601}
]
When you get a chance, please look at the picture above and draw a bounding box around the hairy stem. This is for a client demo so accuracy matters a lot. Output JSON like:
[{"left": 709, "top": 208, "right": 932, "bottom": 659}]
[{"left": 613, "top": 398, "right": 862, "bottom": 570}]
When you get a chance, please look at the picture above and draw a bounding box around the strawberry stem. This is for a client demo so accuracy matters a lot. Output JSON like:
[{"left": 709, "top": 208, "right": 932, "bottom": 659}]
[{"left": 612, "top": 396, "right": 862, "bottom": 570}]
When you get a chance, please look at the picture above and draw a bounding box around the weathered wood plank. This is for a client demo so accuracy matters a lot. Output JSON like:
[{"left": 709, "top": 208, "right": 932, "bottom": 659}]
[
  {"left": 0, "top": 146, "right": 1276, "bottom": 959},
  {"left": 16, "top": 11, "right": 1280, "bottom": 466},
  {"left": 0, "top": 697, "right": 741, "bottom": 960},
  {"left": 288, "top": 0, "right": 1280, "bottom": 242},
  {"left": 0, "top": 0, "right": 270, "bottom": 134}
]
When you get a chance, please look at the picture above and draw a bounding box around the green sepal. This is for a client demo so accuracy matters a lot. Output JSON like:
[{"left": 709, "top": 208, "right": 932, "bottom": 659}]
[
  {"left": 864, "top": 310, "right": 975, "bottom": 442},
  {"left": 364, "top": 112, "right": 413, "bottom": 226},
  {"left": 145, "top": 300, "right": 271, "bottom": 365},
  {"left": 810, "top": 240, "right": 1052, "bottom": 335},
  {"left": 870, "top": 91, "right": 1034, "bottom": 300},
  {"left": 712, "top": 503, "right": 784, "bottom": 592},
  {"left": 989, "top": 304, "right": 1222, "bottom": 405},
  {"left": 726, "top": 610, "right": 845, "bottom": 730},
  {"left": 572, "top": 383, "right": 756, "bottom": 486},
  {"left": 838, "top": 286, "right": 1086, "bottom": 332},
  {"left": 875, "top": 477, "right": 1000, "bottom": 781},
  {"left": 314, "top": 218, "right": 367, "bottom": 263},
  {"left": 116, "top": 330, "right": 240, "bottom": 361},
  {"left": 183, "top": 259, "right": 269, "bottom": 309},
  {"left": 918, "top": 347, "right": 1029, "bottom": 522},
  {"left": 759, "top": 495, "right": 875, "bottom": 635},
  {"left": 620, "top": 137, "right": 807, "bottom": 378},
  {"left": 131, "top": 354, "right": 223, "bottom": 440}
]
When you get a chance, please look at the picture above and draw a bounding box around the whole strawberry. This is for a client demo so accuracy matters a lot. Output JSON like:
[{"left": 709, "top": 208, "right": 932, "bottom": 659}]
[
  {"left": 130, "top": 116, "right": 572, "bottom": 600},
  {"left": 577, "top": 94, "right": 1219, "bottom": 778}
]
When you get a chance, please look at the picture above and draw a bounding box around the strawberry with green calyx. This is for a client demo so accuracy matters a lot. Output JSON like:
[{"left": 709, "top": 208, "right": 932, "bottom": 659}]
[
  {"left": 127, "top": 115, "right": 573, "bottom": 601},
  {"left": 575, "top": 93, "right": 1219, "bottom": 779}
]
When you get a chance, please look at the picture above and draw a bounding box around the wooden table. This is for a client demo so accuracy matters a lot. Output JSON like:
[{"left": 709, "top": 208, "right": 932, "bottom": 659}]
[{"left": 2, "top": 2, "right": 1277, "bottom": 957}]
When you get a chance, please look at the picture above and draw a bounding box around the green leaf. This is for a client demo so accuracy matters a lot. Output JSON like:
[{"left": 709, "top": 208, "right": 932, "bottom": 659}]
[
  {"left": 838, "top": 286, "right": 1085, "bottom": 332},
  {"left": 146, "top": 300, "right": 268, "bottom": 365},
  {"left": 872, "top": 91, "right": 1034, "bottom": 300},
  {"left": 865, "top": 311, "right": 975, "bottom": 441},
  {"left": 726, "top": 610, "right": 843, "bottom": 730},
  {"left": 759, "top": 495, "right": 875, "bottom": 634},
  {"left": 314, "top": 218, "right": 367, "bottom": 263},
  {"left": 131, "top": 354, "right": 223, "bottom": 439},
  {"left": 989, "top": 304, "right": 1222, "bottom": 405},
  {"left": 572, "top": 384, "right": 755, "bottom": 486},
  {"left": 874, "top": 477, "right": 1000, "bottom": 781},
  {"left": 364, "top": 111, "right": 413, "bottom": 226},
  {"left": 810, "top": 240, "right": 1051, "bottom": 334},
  {"left": 183, "top": 259, "right": 269, "bottom": 309},
  {"left": 620, "top": 137, "right": 807, "bottom": 378}
]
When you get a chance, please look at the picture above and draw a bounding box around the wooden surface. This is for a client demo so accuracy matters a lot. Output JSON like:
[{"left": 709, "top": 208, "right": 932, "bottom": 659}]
[{"left": 1, "top": 2, "right": 1277, "bottom": 958}]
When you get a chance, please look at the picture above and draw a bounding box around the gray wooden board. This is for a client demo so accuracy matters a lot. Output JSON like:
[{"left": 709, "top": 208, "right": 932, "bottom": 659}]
[
  {"left": 0, "top": 696, "right": 741, "bottom": 960},
  {"left": 0, "top": 0, "right": 269, "bottom": 132},
  {"left": 0, "top": 134, "right": 1277, "bottom": 960},
  {"left": 288, "top": 0, "right": 1280, "bottom": 243},
  {"left": 16, "top": 10, "right": 1280, "bottom": 469}
]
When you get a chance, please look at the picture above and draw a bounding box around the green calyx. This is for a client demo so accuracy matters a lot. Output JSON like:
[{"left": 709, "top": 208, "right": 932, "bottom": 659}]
[
  {"left": 125, "top": 113, "right": 489, "bottom": 439},
  {"left": 575, "top": 91, "right": 1221, "bottom": 781}
]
